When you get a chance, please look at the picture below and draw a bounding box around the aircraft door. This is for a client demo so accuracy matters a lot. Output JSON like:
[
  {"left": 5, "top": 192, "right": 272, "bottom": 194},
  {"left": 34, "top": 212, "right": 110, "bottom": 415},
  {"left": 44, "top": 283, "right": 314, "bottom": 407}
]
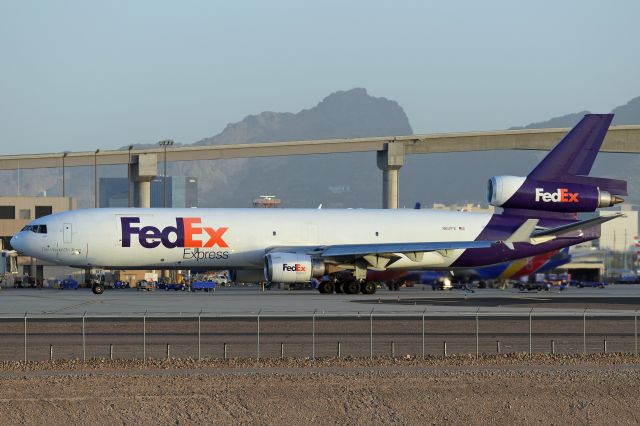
[{"left": 63, "top": 223, "right": 72, "bottom": 244}]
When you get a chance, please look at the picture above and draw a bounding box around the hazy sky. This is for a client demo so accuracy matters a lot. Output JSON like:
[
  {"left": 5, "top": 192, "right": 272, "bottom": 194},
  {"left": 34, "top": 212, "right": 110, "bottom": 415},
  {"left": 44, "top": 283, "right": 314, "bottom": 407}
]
[{"left": 1, "top": 0, "right": 639, "bottom": 155}]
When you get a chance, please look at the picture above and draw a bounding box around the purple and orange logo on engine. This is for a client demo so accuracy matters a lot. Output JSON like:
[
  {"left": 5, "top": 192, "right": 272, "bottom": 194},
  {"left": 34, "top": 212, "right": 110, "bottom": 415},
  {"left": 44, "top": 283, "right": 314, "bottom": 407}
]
[
  {"left": 535, "top": 188, "right": 579, "bottom": 203},
  {"left": 282, "top": 263, "right": 306, "bottom": 272},
  {"left": 121, "top": 217, "right": 228, "bottom": 249}
]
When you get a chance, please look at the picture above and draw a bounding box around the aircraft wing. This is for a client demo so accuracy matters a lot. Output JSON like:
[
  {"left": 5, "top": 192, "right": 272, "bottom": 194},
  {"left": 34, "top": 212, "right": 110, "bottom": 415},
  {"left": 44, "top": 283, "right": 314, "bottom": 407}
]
[
  {"left": 318, "top": 241, "right": 495, "bottom": 258},
  {"left": 304, "top": 220, "right": 538, "bottom": 260}
]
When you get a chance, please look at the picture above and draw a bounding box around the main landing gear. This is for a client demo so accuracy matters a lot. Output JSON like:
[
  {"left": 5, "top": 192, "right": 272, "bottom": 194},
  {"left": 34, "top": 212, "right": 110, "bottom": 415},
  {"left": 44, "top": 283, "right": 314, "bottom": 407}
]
[{"left": 318, "top": 278, "right": 377, "bottom": 295}]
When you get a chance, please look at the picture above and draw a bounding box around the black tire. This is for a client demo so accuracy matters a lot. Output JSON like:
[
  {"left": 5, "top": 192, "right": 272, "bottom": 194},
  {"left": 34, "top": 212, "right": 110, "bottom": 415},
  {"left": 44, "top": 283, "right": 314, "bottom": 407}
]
[
  {"left": 361, "top": 281, "right": 376, "bottom": 295},
  {"left": 92, "top": 283, "right": 105, "bottom": 295},
  {"left": 323, "top": 282, "right": 335, "bottom": 293},
  {"left": 335, "top": 282, "right": 344, "bottom": 294},
  {"left": 344, "top": 280, "right": 360, "bottom": 294}
]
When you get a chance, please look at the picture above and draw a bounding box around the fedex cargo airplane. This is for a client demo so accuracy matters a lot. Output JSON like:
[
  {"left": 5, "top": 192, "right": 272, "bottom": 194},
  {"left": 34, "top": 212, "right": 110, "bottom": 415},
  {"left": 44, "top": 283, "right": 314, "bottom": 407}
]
[{"left": 11, "top": 114, "right": 626, "bottom": 295}]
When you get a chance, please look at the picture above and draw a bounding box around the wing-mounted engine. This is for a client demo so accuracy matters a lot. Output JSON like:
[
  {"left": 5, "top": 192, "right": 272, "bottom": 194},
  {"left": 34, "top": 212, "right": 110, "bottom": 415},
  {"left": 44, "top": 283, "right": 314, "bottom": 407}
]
[
  {"left": 264, "top": 252, "right": 326, "bottom": 283},
  {"left": 487, "top": 175, "right": 623, "bottom": 212}
]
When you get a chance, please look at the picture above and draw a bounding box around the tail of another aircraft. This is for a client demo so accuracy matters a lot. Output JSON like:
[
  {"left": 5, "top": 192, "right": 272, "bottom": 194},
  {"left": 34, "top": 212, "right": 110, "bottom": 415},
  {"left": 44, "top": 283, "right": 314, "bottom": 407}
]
[{"left": 486, "top": 114, "right": 626, "bottom": 219}]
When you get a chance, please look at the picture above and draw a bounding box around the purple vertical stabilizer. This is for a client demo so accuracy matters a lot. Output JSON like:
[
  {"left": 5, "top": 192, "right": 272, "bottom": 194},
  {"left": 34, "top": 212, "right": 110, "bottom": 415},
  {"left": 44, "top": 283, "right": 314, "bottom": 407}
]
[{"left": 528, "top": 114, "right": 626, "bottom": 195}]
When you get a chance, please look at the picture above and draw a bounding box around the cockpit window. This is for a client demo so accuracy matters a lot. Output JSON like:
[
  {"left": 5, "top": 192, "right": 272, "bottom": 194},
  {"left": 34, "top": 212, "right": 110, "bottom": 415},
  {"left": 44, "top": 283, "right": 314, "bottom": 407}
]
[{"left": 20, "top": 225, "right": 47, "bottom": 234}]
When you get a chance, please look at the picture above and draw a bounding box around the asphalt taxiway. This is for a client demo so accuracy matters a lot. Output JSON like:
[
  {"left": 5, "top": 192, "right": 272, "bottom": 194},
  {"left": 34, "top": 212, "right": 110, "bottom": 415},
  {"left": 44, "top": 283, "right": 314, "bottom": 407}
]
[{"left": 0, "top": 284, "right": 639, "bottom": 317}]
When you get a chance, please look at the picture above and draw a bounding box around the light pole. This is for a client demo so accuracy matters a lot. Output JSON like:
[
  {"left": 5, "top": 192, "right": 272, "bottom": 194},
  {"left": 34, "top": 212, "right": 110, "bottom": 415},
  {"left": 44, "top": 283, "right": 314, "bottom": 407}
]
[
  {"left": 127, "top": 145, "right": 133, "bottom": 208},
  {"left": 94, "top": 149, "right": 100, "bottom": 208},
  {"left": 61, "top": 152, "right": 68, "bottom": 197},
  {"left": 158, "top": 140, "right": 174, "bottom": 208},
  {"left": 158, "top": 140, "right": 174, "bottom": 282}
]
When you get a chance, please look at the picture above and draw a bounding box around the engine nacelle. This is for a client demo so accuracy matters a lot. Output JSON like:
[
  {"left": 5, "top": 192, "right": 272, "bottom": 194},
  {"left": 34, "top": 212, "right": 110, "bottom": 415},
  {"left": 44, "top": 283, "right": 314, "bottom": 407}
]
[
  {"left": 487, "top": 175, "right": 623, "bottom": 212},
  {"left": 264, "top": 252, "right": 326, "bottom": 283},
  {"left": 230, "top": 269, "right": 266, "bottom": 284}
]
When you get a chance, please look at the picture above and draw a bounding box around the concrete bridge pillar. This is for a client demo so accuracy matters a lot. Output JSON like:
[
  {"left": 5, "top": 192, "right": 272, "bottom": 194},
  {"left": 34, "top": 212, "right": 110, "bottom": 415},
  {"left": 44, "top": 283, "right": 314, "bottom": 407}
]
[
  {"left": 377, "top": 143, "right": 405, "bottom": 209},
  {"left": 131, "top": 153, "right": 157, "bottom": 208}
]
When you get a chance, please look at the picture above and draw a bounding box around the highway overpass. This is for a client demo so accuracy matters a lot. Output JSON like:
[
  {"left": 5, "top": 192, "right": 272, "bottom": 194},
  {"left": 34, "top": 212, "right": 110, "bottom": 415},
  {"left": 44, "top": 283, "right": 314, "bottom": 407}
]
[{"left": 2, "top": 125, "right": 640, "bottom": 208}]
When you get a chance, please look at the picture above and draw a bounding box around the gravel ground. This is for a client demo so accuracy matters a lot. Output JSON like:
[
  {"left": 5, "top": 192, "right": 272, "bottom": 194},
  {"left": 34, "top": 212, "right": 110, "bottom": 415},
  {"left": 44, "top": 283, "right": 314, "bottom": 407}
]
[{"left": 1, "top": 354, "right": 639, "bottom": 425}]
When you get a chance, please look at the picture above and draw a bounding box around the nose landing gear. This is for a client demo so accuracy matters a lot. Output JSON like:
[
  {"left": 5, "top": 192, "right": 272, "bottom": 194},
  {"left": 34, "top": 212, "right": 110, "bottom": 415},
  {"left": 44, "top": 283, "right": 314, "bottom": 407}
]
[{"left": 91, "top": 283, "right": 104, "bottom": 295}]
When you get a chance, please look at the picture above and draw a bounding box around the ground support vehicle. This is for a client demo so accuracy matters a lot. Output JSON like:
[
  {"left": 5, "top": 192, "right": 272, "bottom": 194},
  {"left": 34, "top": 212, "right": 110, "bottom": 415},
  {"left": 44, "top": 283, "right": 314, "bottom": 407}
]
[
  {"left": 136, "top": 280, "right": 156, "bottom": 291},
  {"left": 59, "top": 278, "right": 79, "bottom": 289},
  {"left": 515, "top": 281, "right": 547, "bottom": 291},
  {"left": 191, "top": 281, "right": 216, "bottom": 292},
  {"left": 113, "top": 280, "right": 130, "bottom": 289}
]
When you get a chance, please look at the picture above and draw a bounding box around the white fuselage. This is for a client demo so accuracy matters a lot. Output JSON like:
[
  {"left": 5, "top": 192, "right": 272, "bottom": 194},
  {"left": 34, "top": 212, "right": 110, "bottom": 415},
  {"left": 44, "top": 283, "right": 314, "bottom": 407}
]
[{"left": 11, "top": 208, "right": 493, "bottom": 270}]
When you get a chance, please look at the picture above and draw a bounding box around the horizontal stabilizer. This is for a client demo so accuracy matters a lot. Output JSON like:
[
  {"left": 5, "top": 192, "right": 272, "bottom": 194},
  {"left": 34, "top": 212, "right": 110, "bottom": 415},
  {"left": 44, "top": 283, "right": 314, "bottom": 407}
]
[
  {"left": 532, "top": 214, "right": 623, "bottom": 239},
  {"left": 502, "top": 219, "right": 539, "bottom": 250}
]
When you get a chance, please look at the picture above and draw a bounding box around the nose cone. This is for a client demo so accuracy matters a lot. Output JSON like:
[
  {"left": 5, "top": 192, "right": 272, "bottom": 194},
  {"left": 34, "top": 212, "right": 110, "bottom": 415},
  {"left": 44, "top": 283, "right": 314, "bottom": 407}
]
[
  {"left": 9, "top": 232, "right": 24, "bottom": 252},
  {"left": 10, "top": 233, "right": 24, "bottom": 253}
]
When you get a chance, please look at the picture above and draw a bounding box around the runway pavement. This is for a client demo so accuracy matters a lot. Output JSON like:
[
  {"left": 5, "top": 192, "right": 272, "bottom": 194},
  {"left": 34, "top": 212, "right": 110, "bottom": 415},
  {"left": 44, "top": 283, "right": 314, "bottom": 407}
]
[{"left": 0, "top": 284, "right": 639, "bottom": 317}]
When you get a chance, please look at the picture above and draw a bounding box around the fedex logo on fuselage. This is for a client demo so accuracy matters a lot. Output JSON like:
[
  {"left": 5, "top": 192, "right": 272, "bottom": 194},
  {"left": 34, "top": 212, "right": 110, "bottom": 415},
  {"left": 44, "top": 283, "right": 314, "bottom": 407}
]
[
  {"left": 535, "top": 188, "right": 579, "bottom": 203},
  {"left": 282, "top": 263, "right": 306, "bottom": 272},
  {"left": 121, "top": 217, "right": 228, "bottom": 249}
]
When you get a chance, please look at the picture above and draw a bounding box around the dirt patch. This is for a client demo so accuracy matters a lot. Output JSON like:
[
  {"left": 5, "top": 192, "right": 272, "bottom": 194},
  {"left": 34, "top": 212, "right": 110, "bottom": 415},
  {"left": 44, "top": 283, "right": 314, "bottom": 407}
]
[{"left": 1, "top": 354, "right": 639, "bottom": 425}]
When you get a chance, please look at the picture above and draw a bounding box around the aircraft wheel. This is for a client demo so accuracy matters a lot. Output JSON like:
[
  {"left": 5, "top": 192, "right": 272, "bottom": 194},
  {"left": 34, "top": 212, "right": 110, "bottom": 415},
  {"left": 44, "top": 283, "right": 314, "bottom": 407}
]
[
  {"left": 92, "top": 283, "right": 105, "bottom": 295},
  {"left": 344, "top": 280, "right": 360, "bottom": 294},
  {"left": 361, "top": 281, "right": 376, "bottom": 295},
  {"left": 335, "top": 282, "right": 344, "bottom": 294},
  {"left": 323, "top": 282, "right": 335, "bottom": 293}
]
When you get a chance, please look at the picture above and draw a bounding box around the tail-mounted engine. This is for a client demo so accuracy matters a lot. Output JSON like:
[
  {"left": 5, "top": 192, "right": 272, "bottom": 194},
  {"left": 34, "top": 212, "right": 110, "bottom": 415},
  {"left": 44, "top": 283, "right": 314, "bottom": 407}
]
[
  {"left": 264, "top": 252, "right": 326, "bottom": 283},
  {"left": 487, "top": 175, "right": 623, "bottom": 212}
]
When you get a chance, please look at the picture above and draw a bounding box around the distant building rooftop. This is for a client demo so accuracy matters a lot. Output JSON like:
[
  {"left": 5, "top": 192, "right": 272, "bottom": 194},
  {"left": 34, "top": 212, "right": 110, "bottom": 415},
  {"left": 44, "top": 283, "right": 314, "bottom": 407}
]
[{"left": 253, "top": 195, "right": 282, "bottom": 208}]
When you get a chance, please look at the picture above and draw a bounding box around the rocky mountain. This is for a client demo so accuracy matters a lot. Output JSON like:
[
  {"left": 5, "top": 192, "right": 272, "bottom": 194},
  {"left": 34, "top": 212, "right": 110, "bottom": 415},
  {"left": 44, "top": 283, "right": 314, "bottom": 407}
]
[
  {"left": 509, "top": 96, "right": 640, "bottom": 129},
  {"left": 194, "top": 88, "right": 411, "bottom": 146},
  {"left": 509, "top": 111, "right": 591, "bottom": 130},
  {"left": 169, "top": 88, "right": 413, "bottom": 208}
]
